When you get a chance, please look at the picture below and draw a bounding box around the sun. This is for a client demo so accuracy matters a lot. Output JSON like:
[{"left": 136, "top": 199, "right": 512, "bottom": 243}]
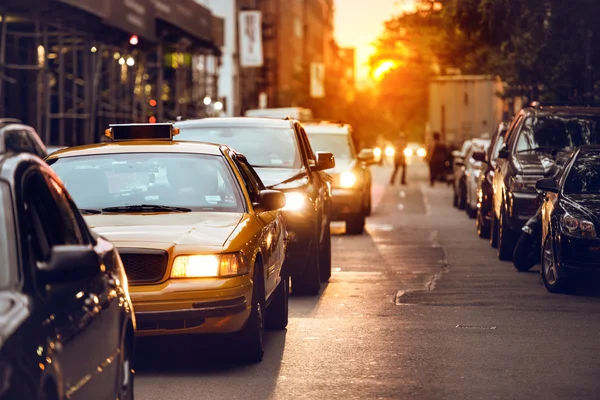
[{"left": 371, "top": 60, "right": 400, "bottom": 82}]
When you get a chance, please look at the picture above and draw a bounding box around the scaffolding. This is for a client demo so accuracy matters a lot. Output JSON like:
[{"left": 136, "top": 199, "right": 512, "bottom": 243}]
[{"left": 0, "top": 4, "right": 221, "bottom": 146}]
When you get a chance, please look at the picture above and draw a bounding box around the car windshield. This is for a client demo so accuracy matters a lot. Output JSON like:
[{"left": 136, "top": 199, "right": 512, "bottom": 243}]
[
  {"left": 176, "top": 126, "right": 301, "bottom": 169},
  {"left": 515, "top": 115, "right": 600, "bottom": 153},
  {"left": 0, "top": 182, "right": 17, "bottom": 289},
  {"left": 563, "top": 152, "right": 600, "bottom": 194},
  {"left": 307, "top": 133, "right": 354, "bottom": 160},
  {"left": 49, "top": 153, "right": 244, "bottom": 213}
]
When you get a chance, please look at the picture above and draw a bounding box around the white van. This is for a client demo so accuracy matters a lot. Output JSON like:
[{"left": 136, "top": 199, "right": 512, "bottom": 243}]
[{"left": 244, "top": 107, "right": 313, "bottom": 122}]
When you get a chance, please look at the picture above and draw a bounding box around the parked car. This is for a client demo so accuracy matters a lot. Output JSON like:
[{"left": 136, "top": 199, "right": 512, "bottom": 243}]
[
  {"left": 0, "top": 151, "right": 135, "bottom": 399},
  {"left": 174, "top": 118, "right": 334, "bottom": 294},
  {"left": 453, "top": 139, "right": 488, "bottom": 210},
  {"left": 473, "top": 122, "right": 509, "bottom": 240},
  {"left": 492, "top": 103, "right": 600, "bottom": 261},
  {"left": 536, "top": 146, "right": 600, "bottom": 292},
  {"left": 304, "top": 122, "right": 376, "bottom": 234},
  {"left": 464, "top": 139, "right": 491, "bottom": 218},
  {"left": 452, "top": 139, "right": 472, "bottom": 208},
  {"left": 49, "top": 123, "right": 289, "bottom": 362}
]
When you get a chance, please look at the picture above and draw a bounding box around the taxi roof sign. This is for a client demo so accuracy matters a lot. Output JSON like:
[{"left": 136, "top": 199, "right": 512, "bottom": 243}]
[{"left": 105, "top": 123, "right": 180, "bottom": 142}]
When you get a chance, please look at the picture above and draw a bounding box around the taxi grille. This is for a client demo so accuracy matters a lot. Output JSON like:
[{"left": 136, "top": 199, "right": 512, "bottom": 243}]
[{"left": 119, "top": 251, "right": 168, "bottom": 283}]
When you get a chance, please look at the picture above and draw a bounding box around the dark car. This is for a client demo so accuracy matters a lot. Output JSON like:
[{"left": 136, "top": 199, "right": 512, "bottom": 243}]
[
  {"left": 536, "top": 146, "right": 600, "bottom": 292},
  {"left": 0, "top": 152, "right": 135, "bottom": 399},
  {"left": 0, "top": 122, "right": 47, "bottom": 159},
  {"left": 491, "top": 104, "right": 600, "bottom": 261},
  {"left": 472, "top": 122, "right": 509, "bottom": 240},
  {"left": 304, "top": 122, "right": 376, "bottom": 234},
  {"left": 174, "top": 117, "right": 335, "bottom": 295}
]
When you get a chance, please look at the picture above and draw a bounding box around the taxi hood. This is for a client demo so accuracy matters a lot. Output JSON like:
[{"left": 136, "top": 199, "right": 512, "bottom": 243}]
[{"left": 84, "top": 212, "right": 243, "bottom": 249}]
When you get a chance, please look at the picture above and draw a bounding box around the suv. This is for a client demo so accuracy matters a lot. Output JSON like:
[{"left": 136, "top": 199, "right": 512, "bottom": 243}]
[
  {"left": 492, "top": 104, "right": 600, "bottom": 260},
  {"left": 304, "top": 122, "right": 375, "bottom": 234},
  {"left": 174, "top": 117, "right": 335, "bottom": 295}
]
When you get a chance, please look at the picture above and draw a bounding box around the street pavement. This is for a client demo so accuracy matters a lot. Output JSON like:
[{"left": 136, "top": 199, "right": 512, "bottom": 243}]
[{"left": 135, "top": 160, "right": 600, "bottom": 400}]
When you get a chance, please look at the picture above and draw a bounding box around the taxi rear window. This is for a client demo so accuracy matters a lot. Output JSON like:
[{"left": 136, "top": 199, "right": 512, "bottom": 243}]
[{"left": 49, "top": 153, "right": 245, "bottom": 213}]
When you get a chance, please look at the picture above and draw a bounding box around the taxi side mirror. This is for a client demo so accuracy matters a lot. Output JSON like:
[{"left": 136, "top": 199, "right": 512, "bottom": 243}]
[
  {"left": 313, "top": 152, "right": 335, "bottom": 171},
  {"left": 255, "top": 190, "right": 286, "bottom": 212}
]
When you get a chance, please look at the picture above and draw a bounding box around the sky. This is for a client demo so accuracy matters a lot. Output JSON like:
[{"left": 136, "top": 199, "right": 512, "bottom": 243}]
[{"left": 335, "top": 0, "right": 416, "bottom": 88}]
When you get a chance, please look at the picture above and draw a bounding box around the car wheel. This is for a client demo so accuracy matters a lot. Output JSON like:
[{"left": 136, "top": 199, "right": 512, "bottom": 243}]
[
  {"left": 466, "top": 204, "right": 477, "bottom": 218},
  {"left": 117, "top": 336, "right": 134, "bottom": 400},
  {"left": 490, "top": 211, "right": 499, "bottom": 248},
  {"left": 291, "top": 241, "right": 321, "bottom": 295},
  {"left": 237, "top": 263, "right": 265, "bottom": 362},
  {"left": 319, "top": 223, "right": 332, "bottom": 282},
  {"left": 498, "top": 203, "right": 517, "bottom": 261},
  {"left": 266, "top": 274, "right": 289, "bottom": 330},
  {"left": 476, "top": 209, "right": 490, "bottom": 239},
  {"left": 541, "top": 235, "right": 568, "bottom": 293},
  {"left": 346, "top": 213, "right": 365, "bottom": 235},
  {"left": 513, "top": 232, "right": 537, "bottom": 272}
]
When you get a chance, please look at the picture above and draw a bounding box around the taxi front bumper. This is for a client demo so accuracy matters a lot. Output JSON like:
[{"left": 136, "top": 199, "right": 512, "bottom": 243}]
[{"left": 131, "top": 279, "right": 253, "bottom": 337}]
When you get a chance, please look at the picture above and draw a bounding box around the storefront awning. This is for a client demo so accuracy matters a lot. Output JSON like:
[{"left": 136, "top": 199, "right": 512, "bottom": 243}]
[{"left": 153, "top": 0, "right": 212, "bottom": 43}]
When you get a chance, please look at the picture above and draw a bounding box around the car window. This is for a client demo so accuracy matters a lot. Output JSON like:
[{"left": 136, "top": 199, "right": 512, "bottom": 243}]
[
  {"left": 233, "top": 157, "right": 261, "bottom": 203},
  {"left": 239, "top": 157, "right": 266, "bottom": 191},
  {"left": 563, "top": 152, "right": 600, "bottom": 194},
  {"left": 43, "top": 173, "right": 87, "bottom": 245},
  {"left": 298, "top": 126, "right": 315, "bottom": 162},
  {"left": 3, "top": 129, "right": 35, "bottom": 154},
  {"left": 0, "top": 181, "right": 18, "bottom": 289},
  {"left": 49, "top": 153, "right": 244, "bottom": 213},
  {"left": 505, "top": 115, "right": 524, "bottom": 148},
  {"left": 515, "top": 115, "right": 600, "bottom": 153},
  {"left": 307, "top": 133, "right": 355, "bottom": 160},
  {"left": 176, "top": 126, "right": 302, "bottom": 169}
]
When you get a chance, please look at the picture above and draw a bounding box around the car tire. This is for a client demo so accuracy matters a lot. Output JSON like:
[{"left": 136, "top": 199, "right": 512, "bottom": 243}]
[
  {"left": 457, "top": 182, "right": 467, "bottom": 210},
  {"left": 346, "top": 213, "right": 365, "bottom": 235},
  {"left": 498, "top": 203, "right": 517, "bottom": 261},
  {"left": 466, "top": 204, "right": 477, "bottom": 218},
  {"left": 291, "top": 241, "right": 321, "bottom": 295},
  {"left": 513, "top": 232, "right": 537, "bottom": 272},
  {"left": 237, "top": 263, "right": 265, "bottom": 362},
  {"left": 266, "top": 274, "right": 289, "bottom": 330},
  {"left": 541, "top": 235, "right": 568, "bottom": 293},
  {"left": 319, "top": 223, "right": 332, "bottom": 282},
  {"left": 117, "top": 335, "right": 134, "bottom": 400},
  {"left": 452, "top": 190, "right": 458, "bottom": 208},
  {"left": 476, "top": 209, "right": 491, "bottom": 239},
  {"left": 490, "top": 211, "right": 499, "bottom": 248}
]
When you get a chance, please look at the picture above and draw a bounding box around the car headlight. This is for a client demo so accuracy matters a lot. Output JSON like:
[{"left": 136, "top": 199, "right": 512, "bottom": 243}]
[
  {"left": 403, "top": 148, "right": 413, "bottom": 157},
  {"left": 171, "top": 253, "right": 248, "bottom": 278},
  {"left": 561, "top": 213, "right": 597, "bottom": 238},
  {"left": 385, "top": 146, "right": 395, "bottom": 157},
  {"left": 416, "top": 148, "right": 427, "bottom": 158},
  {"left": 373, "top": 147, "right": 382, "bottom": 158},
  {"left": 340, "top": 172, "right": 357, "bottom": 188},
  {"left": 510, "top": 175, "right": 541, "bottom": 193},
  {"left": 283, "top": 192, "right": 306, "bottom": 211}
]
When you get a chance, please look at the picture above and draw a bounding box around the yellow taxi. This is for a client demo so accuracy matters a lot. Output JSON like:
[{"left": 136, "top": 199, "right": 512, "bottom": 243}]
[{"left": 46, "top": 123, "right": 289, "bottom": 362}]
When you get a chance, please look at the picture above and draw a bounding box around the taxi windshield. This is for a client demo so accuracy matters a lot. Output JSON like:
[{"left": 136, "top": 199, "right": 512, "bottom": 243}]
[
  {"left": 49, "top": 153, "right": 244, "bottom": 213},
  {"left": 307, "top": 133, "right": 355, "bottom": 160},
  {"left": 176, "top": 127, "right": 301, "bottom": 169}
]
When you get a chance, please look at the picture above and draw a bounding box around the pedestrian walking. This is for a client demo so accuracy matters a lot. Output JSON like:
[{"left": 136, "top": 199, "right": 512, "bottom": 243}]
[
  {"left": 426, "top": 132, "right": 449, "bottom": 186},
  {"left": 390, "top": 133, "right": 408, "bottom": 185}
]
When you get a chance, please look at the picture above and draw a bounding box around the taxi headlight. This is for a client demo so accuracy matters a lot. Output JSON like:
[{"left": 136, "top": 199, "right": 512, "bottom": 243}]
[
  {"left": 340, "top": 172, "right": 357, "bottom": 188},
  {"left": 170, "top": 253, "right": 248, "bottom": 278},
  {"left": 283, "top": 192, "right": 306, "bottom": 211},
  {"left": 404, "top": 148, "right": 413, "bottom": 157},
  {"left": 417, "top": 148, "right": 427, "bottom": 158}
]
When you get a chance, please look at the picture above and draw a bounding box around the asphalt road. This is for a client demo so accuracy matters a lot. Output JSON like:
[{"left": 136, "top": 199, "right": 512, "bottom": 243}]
[{"left": 135, "top": 160, "right": 600, "bottom": 400}]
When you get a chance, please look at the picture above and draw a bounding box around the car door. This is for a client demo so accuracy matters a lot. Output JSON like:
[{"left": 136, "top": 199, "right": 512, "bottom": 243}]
[
  {"left": 493, "top": 114, "right": 524, "bottom": 217},
  {"left": 21, "top": 167, "right": 119, "bottom": 400}
]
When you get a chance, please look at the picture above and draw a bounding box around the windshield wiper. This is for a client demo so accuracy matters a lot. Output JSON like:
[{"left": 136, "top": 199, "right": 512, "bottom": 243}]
[
  {"left": 79, "top": 209, "right": 102, "bottom": 215},
  {"left": 101, "top": 204, "right": 192, "bottom": 213}
]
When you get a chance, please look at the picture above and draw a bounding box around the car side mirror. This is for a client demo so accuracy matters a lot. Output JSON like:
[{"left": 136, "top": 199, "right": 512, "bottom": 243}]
[
  {"left": 357, "top": 148, "right": 376, "bottom": 164},
  {"left": 535, "top": 177, "right": 559, "bottom": 193},
  {"left": 255, "top": 190, "right": 286, "bottom": 212},
  {"left": 313, "top": 152, "right": 335, "bottom": 171},
  {"left": 497, "top": 147, "right": 510, "bottom": 159},
  {"left": 472, "top": 151, "right": 486, "bottom": 163},
  {"left": 38, "top": 245, "right": 101, "bottom": 284}
]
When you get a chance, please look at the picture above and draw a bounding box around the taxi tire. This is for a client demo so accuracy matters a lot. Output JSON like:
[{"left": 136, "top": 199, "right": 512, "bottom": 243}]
[
  {"left": 319, "top": 223, "right": 332, "bottom": 282},
  {"left": 266, "top": 275, "right": 289, "bottom": 330},
  {"left": 346, "top": 213, "right": 365, "bottom": 235},
  {"left": 237, "top": 264, "right": 265, "bottom": 363},
  {"left": 292, "top": 241, "right": 321, "bottom": 295}
]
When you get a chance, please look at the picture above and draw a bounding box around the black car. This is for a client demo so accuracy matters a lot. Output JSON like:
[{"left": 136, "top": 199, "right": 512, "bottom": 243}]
[
  {"left": 174, "top": 117, "right": 335, "bottom": 295},
  {"left": 473, "top": 122, "right": 509, "bottom": 240},
  {"left": 536, "top": 146, "right": 600, "bottom": 293},
  {"left": 0, "top": 152, "right": 135, "bottom": 399},
  {"left": 492, "top": 104, "right": 600, "bottom": 261}
]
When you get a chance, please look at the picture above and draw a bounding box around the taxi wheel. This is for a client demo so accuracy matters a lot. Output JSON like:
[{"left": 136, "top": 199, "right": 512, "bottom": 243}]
[
  {"left": 319, "top": 223, "right": 332, "bottom": 282},
  {"left": 292, "top": 241, "right": 321, "bottom": 295},
  {"left": 266, "top": 275, "right": 289, "bottom": 330},
  {"left": 237, "top": 264, "right": 265, "bottom": 362},
  {"left": 346, "top": 214, "right": 365, "bottom": 235}
]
